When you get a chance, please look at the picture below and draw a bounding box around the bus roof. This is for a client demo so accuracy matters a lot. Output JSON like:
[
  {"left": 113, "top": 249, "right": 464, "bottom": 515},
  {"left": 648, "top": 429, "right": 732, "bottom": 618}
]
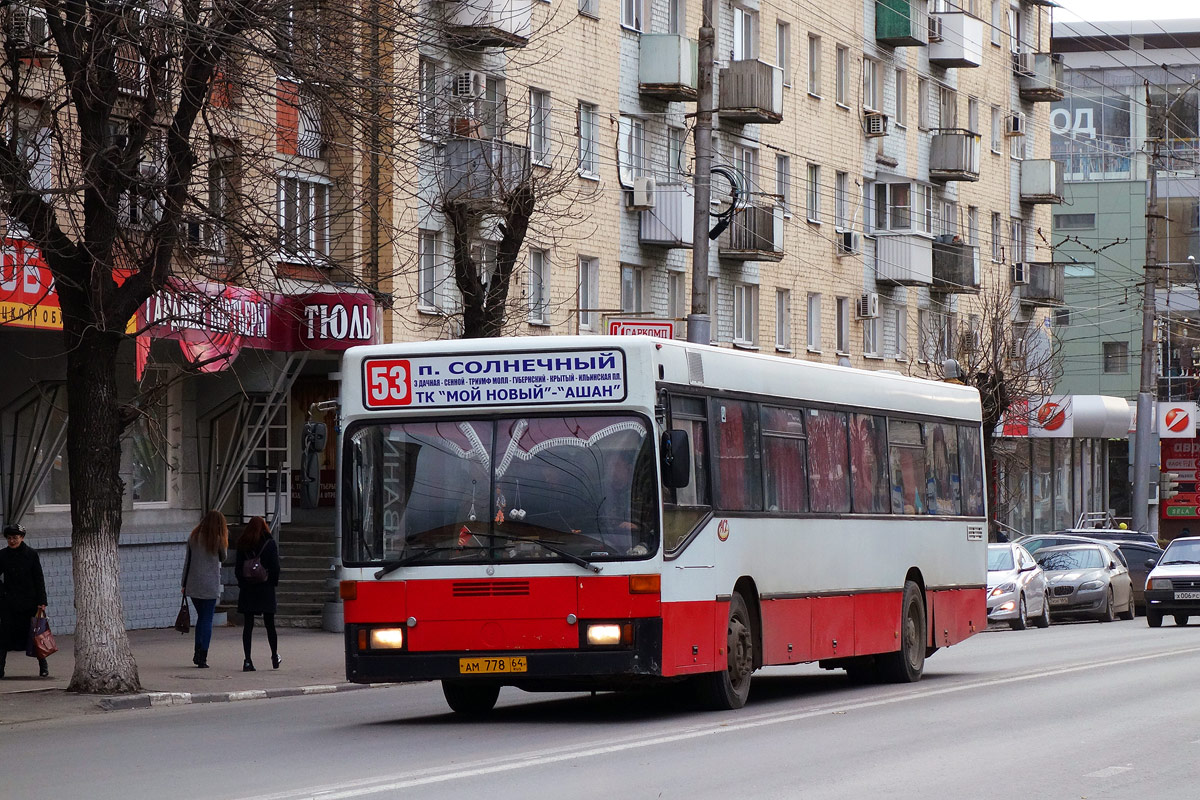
[{"left": 343, "top": 336, "right": 981, "bottom": 423}]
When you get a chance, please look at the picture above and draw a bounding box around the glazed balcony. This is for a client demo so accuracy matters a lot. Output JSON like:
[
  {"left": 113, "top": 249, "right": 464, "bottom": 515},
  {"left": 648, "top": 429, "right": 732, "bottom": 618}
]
[
  {"left": 929, "top": 129, "right": 981, "bottom": 182},
  {"left": 1019, "top": 262, "right": 1065, "bottom": 306},
  {"left": 1015, "top": 52, "right": 1064, "bottom": 102},
  {"left": 1020, "top": 159, "right": 1065, "bottom": 204},
  {"left": 718, "top": 59, "right": 783, "bottom": 124},
  {"left": 443, "top": 138, "right": 531, "bottom": 206},
  {"left": 928, "top": 12, "right": 984, "bottom": 68},
  {"left": 639, "top": 183, "right": 695, "bottom": 248},
  {"left": 876, "top": 0, "right": 927, "bottom": 47},
  {"left": 719, "top": 203, "right": 784, "bottom": 261},
  {"left": 875, "top": 233, "right": 933, "bottom": 285},
  {"left": 639, "top": 34, "right": 699, "bottom": 103},
  {"left": 932, "top": 239, "right": 980, "bottom": 293}
]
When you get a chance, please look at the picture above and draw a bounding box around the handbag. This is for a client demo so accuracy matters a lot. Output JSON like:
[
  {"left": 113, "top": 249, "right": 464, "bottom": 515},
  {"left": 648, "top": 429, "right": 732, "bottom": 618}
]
[
  {"left": 241, "top": 542, "right": 269, "bottom": 584},
  {"left": 174, "top": 597, "right": 191, "bottom": 634},
  {"left": 27, "top": 610, "right": 58, "bottom": 659}
]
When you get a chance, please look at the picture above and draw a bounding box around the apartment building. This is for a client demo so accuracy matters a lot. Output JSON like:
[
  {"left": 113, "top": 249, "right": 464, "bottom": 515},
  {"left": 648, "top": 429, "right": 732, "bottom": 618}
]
[{"left": 398, "top": 0, "right": 1059, "bottom": 367}]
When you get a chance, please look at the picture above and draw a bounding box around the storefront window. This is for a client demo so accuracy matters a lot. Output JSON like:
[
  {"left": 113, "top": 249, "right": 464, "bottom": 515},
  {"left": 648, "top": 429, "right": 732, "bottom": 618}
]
[
  {"left": 1053, "top": 440, "right": 1073, "bottom": 530},
  {"left": 1031, "top": 440, "right": 1052, "bottom": 533},
  {"left": 129, "top": 394, "right": 169, "bottom": 504}
]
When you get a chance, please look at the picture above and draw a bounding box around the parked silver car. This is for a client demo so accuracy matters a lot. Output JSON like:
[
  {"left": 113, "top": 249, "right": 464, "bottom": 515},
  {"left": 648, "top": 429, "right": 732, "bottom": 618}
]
[
  {"left": 1035, "top": 544, "right": 1135, "bottom": 622},
  {"left": 987, "top": 543, "right": 1050, "bottom": 629}
]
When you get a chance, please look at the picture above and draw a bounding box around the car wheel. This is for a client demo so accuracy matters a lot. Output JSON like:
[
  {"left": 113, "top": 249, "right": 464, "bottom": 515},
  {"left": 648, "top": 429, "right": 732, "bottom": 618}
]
[
  {"left": 1098, "top": 588, "right": 1116, "bottom": 623},
  {"left": 877, "top": 581, "right": 927, "bottom": 683},
  {"left": 1175, "top": 614, "right": 1189, "bottom": 627},
  {"left": 1119, "top": 590, "right": 1136, "bottom": 621},
  {"left": 1009, "top": 594, "right": 1028, "bottom": 631},
  {"left": 1148, "top": 611, "right": 1163, "bottom": 628},
  {"left": 441, "top": 680, "right": 501, "bottom": 715},
  {"left": 695, "top": 592, "right": 755, "bottom": 710},
  {"left": 1034, "top": 592, "right": 1051, "bottom": 628}
]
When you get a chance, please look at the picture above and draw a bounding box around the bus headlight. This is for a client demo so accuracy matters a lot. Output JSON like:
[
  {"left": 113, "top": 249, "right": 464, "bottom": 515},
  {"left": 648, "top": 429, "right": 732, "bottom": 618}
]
[
  {"left": 586, "top": 624, "right": 622, "bottom": 646},
  {"left": 369, "top": 628, "right": 405, "bottom": 649}
]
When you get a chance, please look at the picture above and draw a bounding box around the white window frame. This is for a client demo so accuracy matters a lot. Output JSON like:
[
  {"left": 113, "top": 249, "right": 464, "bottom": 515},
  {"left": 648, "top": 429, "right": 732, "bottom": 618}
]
[
  {"left": 621, "top": 264, "right": 646, "bottom": 313},
  {"left": 732, "top": 6, "right": 758, "bottom": 61},
  {"left": 617, "top": 115, "right": 646, "bottom": 186},
  {"left": 578, "top": 100, "right": 598, "bottom": 177},
  {"left": 806, "top": 292, "right": 821, "bottom": 351},
  {"left": 579, "top": 0, "right": 599, "bottom": 18},
  {"left": 528, "top": 248, "right": 551, "bottom": 325},
  {"left": 991, "top": 0, "right": 1003, "bottom": 46},
  {"left": 667, "top": 269, "right": 687, "bottom": 323},
  {"left": 835, "top": 171, "right": 849, "bottom": 230},
  {"left": 990, "top": 105, "right": 1002, "bottom": 153},
  {"left": 668, "top": 0, "right": 686, "bottom": 34},
  {"left": 417, "top": 229, "right": 441, "bottom": 311},
  {"left": 874, "top": 182, "right": 912, "bottom": 231},
  {"left": 733, "top": 283, "right": 759, "bottom": 346},
  {"left": 776, "top": 154, "right": 791, "bottom": 216},
  {"left": 863, "top": 316, "right": 880, "bottom": 358},
  {"left": 775, "top": 288, "right": 791, "bottom": 351},
  {"left": 834, "top": 44, "right": 849, "bottom": 107},
  {"left": 667, "top": 126, "right": 685, "bottom": 179},
  {"left": 776, "top": 20, "right": 792, "bottom": 87},
  {"left": 578, "top": 256, "right": 598, "bottom": 331},
  {"left": 277, "top": 171, "right": 331, "bottom": 261},
  {"left": 621, "top": 0, "right": 645, "bottom": 31},
  {"left": 530, "top": 88, "right": 551, "bottom": 166},
  {"left": 862, "top": 57, "right": 880, "bottom": 111},
  {"left": 806, "top": 163, "right": 821, "bottom": 223},
  {"left": 891, "top": 304, "right": 908, "bottom": 360},
  {"left": 835, "top": 296, "right": 850, "bottom": 354},
  {"left": 894, "top": 68, "right": 907, "bottom": 128},
  {"left": 917, "top": 77, "right": 930, "bottom": 130},
  {"left": 991, "top": 212, "right": 1003, "bottom": 261},
  {"left": 807, "top": 34, "right": 821, "bottom": 97},
  {"left": 967, "top": 97, "right": 979, "bottom": 135}
]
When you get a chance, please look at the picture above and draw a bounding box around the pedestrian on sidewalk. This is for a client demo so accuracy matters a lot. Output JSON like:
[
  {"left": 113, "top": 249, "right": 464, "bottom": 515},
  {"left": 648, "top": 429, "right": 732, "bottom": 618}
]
[
  {"left": 0, "top": 523, "right": 49, "bottom": 678},
  {"left": 183, "top": 510, "right": 228, "bottom": 669},
  {"left": 235, "top": 516, "right": 280, "bottom": 672}
]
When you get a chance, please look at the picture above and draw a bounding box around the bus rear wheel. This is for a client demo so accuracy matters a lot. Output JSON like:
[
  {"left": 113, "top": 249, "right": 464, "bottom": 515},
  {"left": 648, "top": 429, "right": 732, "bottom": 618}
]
[
  {"left": 442, "top": 680, "right": 501, "bottom": 715},
  {"left": 877, "top": 581, "right": 926, "bottom": 684},
  {"left": 696, "top": 592, "right": 755, "bottom": 710}
]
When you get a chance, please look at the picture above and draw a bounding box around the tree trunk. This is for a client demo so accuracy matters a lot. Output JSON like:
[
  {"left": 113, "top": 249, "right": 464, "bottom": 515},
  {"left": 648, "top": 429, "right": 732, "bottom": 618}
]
[{"left": 64, "top": 324, "right": 141, "bottom": 694}]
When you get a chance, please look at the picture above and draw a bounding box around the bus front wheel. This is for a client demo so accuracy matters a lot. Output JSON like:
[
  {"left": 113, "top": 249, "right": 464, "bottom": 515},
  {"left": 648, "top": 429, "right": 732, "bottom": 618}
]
[
  {"left": 877, "top": 580, "right": 926, "bottom": 684},
  {"left": 442, "top": 680, "right": 501, "bottom": 715},
  {"left": 696, "top": 592, "right": 755, "bottom": 710}
]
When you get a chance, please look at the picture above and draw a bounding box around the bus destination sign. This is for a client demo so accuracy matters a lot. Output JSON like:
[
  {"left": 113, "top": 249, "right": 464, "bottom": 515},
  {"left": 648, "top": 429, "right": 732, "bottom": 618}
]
[{"left": 362, "top": 349, "right": 627, "bottom": 409}]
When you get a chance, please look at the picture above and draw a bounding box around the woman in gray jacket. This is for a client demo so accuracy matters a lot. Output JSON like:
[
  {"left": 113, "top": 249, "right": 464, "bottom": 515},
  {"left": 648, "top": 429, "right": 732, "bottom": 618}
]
[{"left": 182, "top": 510, "right": 228, "bottom": 668}]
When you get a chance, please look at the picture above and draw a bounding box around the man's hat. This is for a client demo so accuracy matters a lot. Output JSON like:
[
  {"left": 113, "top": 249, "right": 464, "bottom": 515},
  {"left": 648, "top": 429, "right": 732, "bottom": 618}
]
[{"left": 3, "top": 523, "right": 26, "bottom": 537}]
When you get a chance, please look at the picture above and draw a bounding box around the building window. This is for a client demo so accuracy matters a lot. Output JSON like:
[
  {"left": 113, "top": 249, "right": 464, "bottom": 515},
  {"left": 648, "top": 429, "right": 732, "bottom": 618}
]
[
  {"left": 806, "top": 163, "right": 821, "bottom": 223},
  {"left": 874, "top": 182, "right": 911, "bottom": 231},
  {"left": 917, "top": 77, "right": 929, "bottom": 130},
  {"left": 618, "top": 115, "right": 646, "bottom": 185},
  {"left": 621, "top": 265, "right": 646, "bottom": 313},
  {"left": 1010, "top": 217, "right": 1026, "bottom": 263},
  {"left": 129, "top": 378, "right": 170, "bottom": 504},
  {"left": 528, "top": 249, "right": 550, "bottom": 324},
  {"left": 919, "top": 309, "right": 953, "bottom": 361},
  {"left": 578, "top": 101, "right": 598, "bottom": 176},
  {"left": 938, "top": 84, "right": 957, "bottom": 128},
  {"left": 806, "top": 292, "right": 821, "bottom": 351},
  {"left": 990, "top": 105, "right": 1001, "bottom": 153},
  {"left": 891, "top": 304, "right": 907, "bottom": 359},
  {"left": 835, "top": 297, "right": 850, "bottom": 353},
  {"left": 776, "top": 154, "right": 791, "bottom": 215},
  {"left": 530, "top": 89, "right": 551, "bottom": 164},
  {"left": 862, "top": 57, "right": 879, "bottom": 111},
  {"left": 733, "top": 6, "right": 758, "bottom": 60},
  {"left": 418, "top": 58, "right": 440, "bottom": 136},
  {"left": 1054, "top": 213, "right": 1096, "bottom": 230},
  {"left": 863, "top": 316, "right": 880, "bottom": 357},
  {"left": 835, "top": 171, "right": 849, "bottom": 229},
  {"left": 733, "top": 284, "right": 759, "bottom": 346},
  {"left": 278, "top": 174, "right": 330, "bottom": 259},
  {"left": 1103, "top": 341, "right": 1129, "bottom": 373},
  {"left": 991, "top": 0, "right": 1003, "bottom": 45},
  {"left": 418, "top": 230, "right": 440, "bottom": 309},
  {"left": 991, "top": 212, "right": 1003, "bottom": 261},
  {"left": 733, "top": 144, "right": 759, "bottom": 191},
  {"left": 668, "top": 0, "right": 685, "bottom": 34},
  {"left": 578, "top": 256, "right": 598, "bottom": 330},
  {"left": 922, "top": 185, "right": 934, "bottom": 234},
  {"left": 807, "top": 34, "right": 821, "bottom": 96},
  {"left": 621, "top": 0, "right": 645, "bottom": 31},
  {"left": 668, "top": 270, "right": 687, "bottom": 323},
  {"left": 776, "top": 21, "right": 791, "bottom": 86},
  {"left": 579, "top": 0, "right": 599, "bottom": 18},
  {"left": 834, "top": 45, "right": 849, "bottom": 106},
  {"left": 894, "top": 68, "right": 907, "bottom": 127},
  {"left": 967, "top": 97, "right": 979, "bottom": 134},
  {"left": 775, "top": 289, "right": 791, "bottom": 351},
  {"left": 967, "top": 206, "right": 979, "bottom": 245},
  {"left": 667, "top": 127, "right": 685, "bottom": 179},
  {"left": 1054, "top": 308, "right": 1071, "bottom": 327}
]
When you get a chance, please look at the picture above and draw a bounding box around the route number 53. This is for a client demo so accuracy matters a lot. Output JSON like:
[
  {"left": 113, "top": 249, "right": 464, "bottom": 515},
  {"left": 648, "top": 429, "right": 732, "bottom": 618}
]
[{"left": 364, "top": 359, "right": 412, "bottom": 407}]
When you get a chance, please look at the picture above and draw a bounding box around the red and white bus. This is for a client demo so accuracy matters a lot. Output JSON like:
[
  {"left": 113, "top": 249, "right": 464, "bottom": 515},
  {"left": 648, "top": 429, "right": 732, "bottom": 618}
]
[{"left": 338, "top": 336, "right": 987, "bottom": 712}]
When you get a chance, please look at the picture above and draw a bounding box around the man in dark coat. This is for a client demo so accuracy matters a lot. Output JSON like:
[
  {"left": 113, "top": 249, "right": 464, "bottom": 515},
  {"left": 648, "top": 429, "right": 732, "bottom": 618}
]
[{"left": 0, "top": 523, "right": 49, "bottom": 677}]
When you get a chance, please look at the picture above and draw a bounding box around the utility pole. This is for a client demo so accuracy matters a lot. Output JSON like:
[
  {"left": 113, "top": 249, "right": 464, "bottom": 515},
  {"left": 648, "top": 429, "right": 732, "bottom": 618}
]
[
  {"left": 687, "top": 0, "right": 714, "bottom": 345},
  {"left": 1132, "top": 80, "right": 1161, "bottom": 533}
]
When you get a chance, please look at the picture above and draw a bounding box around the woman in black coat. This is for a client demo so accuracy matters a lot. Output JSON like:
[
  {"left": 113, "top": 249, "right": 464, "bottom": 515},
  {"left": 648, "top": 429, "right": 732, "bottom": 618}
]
[
  {"left": 0, "top": 523, "right": 49, "bottom": 678},
  {"left": 235, "top": 516, "right": 281, "bottom": 672}
]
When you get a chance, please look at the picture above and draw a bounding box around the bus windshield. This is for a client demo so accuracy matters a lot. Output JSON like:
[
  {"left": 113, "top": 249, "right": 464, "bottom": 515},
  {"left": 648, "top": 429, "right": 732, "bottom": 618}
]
[{"left": 344, "top": 414, "right": 658, "bottom": 565}]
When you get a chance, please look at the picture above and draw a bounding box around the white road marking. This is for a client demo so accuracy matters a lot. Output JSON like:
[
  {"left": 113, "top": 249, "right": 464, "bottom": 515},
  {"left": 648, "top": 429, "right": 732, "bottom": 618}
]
[
  {"left": 232, "top": 646, "right": 1200, "bottom": 800},
  {"left": 1085, "top": 766, "right": 1132, "bottom": 778}
]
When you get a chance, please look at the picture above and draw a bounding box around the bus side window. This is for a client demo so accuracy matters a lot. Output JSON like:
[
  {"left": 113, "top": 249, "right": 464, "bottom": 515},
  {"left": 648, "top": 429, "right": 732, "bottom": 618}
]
[
  {"left": 712, "top": 399, "right": 763, "bottom": 511},
  {"left": 958, "top": 425, "right": 985, "bottom": 516},
  {"left": 806, "top": 408, "right": 850, "bottom": 513},
  {"left": 925, "top": 422, "right": 962, "bottom": 516},
  {"left": 888, "top": 420, "right": 926, "bottom": 515},
  {"left": 849, "top": 414, "right": 889, "bottom": 514},
  {"left": 761, "top": 405, "right": 807, "bottom": 513},
  {"left": 664, "top": 396, "right": 711, "bottom": 552}
]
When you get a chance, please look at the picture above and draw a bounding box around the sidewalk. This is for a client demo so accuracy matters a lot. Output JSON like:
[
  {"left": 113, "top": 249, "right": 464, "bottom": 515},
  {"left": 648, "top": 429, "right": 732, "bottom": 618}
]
[{"left": 0, "top": 624, "right": 378, "bottom": 725}]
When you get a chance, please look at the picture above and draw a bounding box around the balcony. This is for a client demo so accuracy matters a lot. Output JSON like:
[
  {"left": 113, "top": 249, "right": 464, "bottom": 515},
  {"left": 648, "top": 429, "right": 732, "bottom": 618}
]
[
  {"left": 639, "top": 34, "right": 699, "bottom": 102},
  {"left": 929, "top": 129, "right": 981, "bottom": 182},
  {"left": 640, "top": 183, "right": 694, "bottom": 248},
  {"left": 718, "top": 59, "right": 783, "bottom": 124},
  {"left": 441, "top": 0, "right": 532, "bottom": 49},
  {"left": 876, "top": 0, "right": 927, "bottom": 47},
  {"left": 1015, "top": 52, "right": 1064, "bottom": 102},
  {"left": 1020, "top": 159, "right": 1065, "bottom": 204},
  {"left": 1019, "top": 262, "right": 1065, "bottom": 306},
  {"left": 932, "top": 238, "right": 980, "bottom": 293},
  {"left": 443, "top": 138, "right": 531, "bottom": 207},
  {"left": 875, "top": 233, "right": 933, "bottom": 285},
  {"left": 928, "top": 12, "right": 984, "bottom": 68},
  {"left": 719, "top": 203, "right": 784, "bottom": 261}
]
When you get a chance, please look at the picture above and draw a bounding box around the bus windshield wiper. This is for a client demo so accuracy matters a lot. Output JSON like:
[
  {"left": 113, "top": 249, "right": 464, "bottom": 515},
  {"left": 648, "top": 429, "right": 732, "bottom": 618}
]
[
  {"left": 478, "top": 532, "right": 602, "bottom": 573},
  {"left": 374, "top": 545, "right": 485, "bottom": 579}
]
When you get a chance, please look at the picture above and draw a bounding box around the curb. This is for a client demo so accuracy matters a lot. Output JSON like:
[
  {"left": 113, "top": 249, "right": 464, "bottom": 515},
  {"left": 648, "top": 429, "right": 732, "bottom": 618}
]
[{"left": 97, "top": 682, "right": 394, "bottom": 711}]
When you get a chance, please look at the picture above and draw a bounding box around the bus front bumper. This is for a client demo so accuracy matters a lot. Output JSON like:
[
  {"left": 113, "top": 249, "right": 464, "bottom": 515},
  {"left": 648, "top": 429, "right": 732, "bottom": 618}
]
[{"left": 345, "top": 619, "right": 664, "bottom": 685}]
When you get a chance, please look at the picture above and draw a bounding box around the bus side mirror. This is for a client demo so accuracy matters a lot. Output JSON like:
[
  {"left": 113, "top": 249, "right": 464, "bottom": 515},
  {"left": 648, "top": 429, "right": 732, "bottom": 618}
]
[{"left": 661, "top": 429, "right": 691, "bottom": 489}]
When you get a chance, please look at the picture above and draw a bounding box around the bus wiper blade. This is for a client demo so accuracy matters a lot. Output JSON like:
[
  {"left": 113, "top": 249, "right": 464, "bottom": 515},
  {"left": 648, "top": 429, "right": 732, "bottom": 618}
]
[
  {"left": 374, "top": 545, "right": 484, "bottom": 579},
  {"left": 479, "top": 532, "right": 602, "bottom": 573}
]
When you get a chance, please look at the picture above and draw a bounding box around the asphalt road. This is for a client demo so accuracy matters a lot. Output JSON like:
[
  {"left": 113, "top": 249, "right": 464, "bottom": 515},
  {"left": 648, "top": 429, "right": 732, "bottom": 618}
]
[{"left": 8, "top": 618, "right": 1200, "bottom": 800}]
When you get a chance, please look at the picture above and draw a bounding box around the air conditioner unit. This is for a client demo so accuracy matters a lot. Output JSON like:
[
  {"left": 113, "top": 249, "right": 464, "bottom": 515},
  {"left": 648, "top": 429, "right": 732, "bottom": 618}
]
[
  {"left": 837, "top": 229, "right": 861, "bottom": 255},
  {"left": 927, "top": 14, "right": 944, "bottom": 42},
  {"left": 1008, "top": 340, "right": 1027, "bottom": 360},
  {"left": 864, "top": 112, "right": 889, "bottom": 138},
  {"left": 630, "top": 175, "right": 656, "bottom": 210},
  {"left": 961, "top": 330, "right": 982, "bottom": 353},
  {"left": 452, "top": 70, "right": 485, "bottom": 99},
  {"left": 8, "top": 5, "right": 48, "bottom": 50},
  {"left": 1011, "top": 49, "right": 1034, "bottom": 76},
  {"left": 1011, "top": 262, "right": 1029, "bottom": 285},
  {"left": 1005, "top": 112, "right": 1026, "bottom": 137},
  {"left": 856, "top": 292, "right": 879, "bottom": 319}
]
